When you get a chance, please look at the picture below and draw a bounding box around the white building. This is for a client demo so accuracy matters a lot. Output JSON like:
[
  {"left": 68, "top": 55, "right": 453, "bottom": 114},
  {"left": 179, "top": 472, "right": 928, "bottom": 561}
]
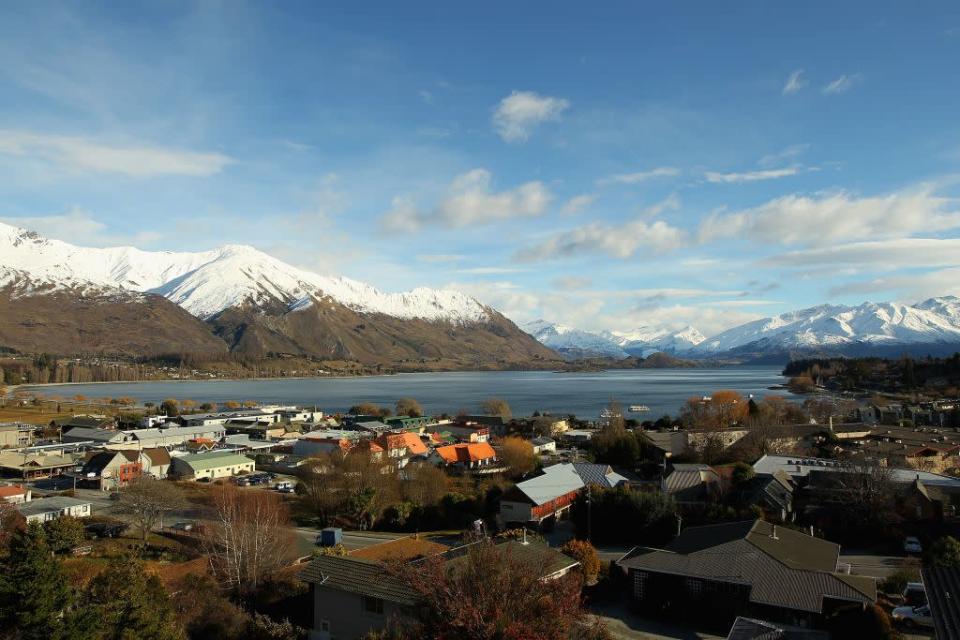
[{"left": 18, "top": 496, "right": 91, "bottom": 523}]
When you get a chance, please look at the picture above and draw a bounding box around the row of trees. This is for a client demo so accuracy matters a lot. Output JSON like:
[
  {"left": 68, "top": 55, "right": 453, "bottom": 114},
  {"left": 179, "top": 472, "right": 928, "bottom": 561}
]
[{"left": 347, "top": 397, "right": 512, "bottom": 419}]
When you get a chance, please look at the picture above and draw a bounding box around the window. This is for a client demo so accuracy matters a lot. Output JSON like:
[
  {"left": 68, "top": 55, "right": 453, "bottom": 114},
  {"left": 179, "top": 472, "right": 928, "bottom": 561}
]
[
  {"left": 320, "top": 620, "right": 330, "bottom": 632},
  {"left": 685, "top": 578, "right": 703, "bottom": 597},
  {"left": 361, "top": 596, "right": 384, "bottom": 615}
]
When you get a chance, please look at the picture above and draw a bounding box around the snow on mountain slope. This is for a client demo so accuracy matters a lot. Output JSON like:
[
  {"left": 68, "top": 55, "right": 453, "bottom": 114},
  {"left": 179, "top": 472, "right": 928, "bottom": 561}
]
[
  {"left": 692, "top": 298, "right": 960, "bottom": 354},
  {"left": 0, "top": 221, "right": 490, "bottom": 323},
  {"left": 605, "top": 325, "right": 706, "bottom": 355},
  {"left": 522, "top": 320, "right": 628, "bottom": 358}
]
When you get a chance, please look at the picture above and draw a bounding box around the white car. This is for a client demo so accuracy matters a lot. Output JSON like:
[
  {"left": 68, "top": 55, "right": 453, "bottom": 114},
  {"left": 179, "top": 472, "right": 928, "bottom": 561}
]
[
  {"left": 891, "top": 604, "right": 933, "bottom": 629},
  {"left": 903, "top": 536, "right": 923, "bottom": 554}
]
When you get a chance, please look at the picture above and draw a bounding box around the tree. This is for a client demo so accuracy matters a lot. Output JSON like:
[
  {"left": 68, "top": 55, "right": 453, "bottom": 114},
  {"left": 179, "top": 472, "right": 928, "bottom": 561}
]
[
  {"left": 349, "top": 402, "right": 388, "bottom": 417},
  {"left": 500, "top": 436, "right": 537, "bottom": 478},
  {"left": 43, "top": 515, "right": 86, "bottom": 554},
  {"left": 395, "top": 398, "right": 423, "bottom": 418},
  {"left": 730, "top": 462, "right": 755, "bottom": 487},
  {"left": 387, "top": 539, "right": 586, "bottom": 640},
  {"left": 561, "top": 539, "right": 600, "bottom": 585},
  {"left": 73, "top": 555, "right": 183, "bottom": 640},
  {"left": 180, "top": 399, "right": 198, "bottom": 414},
  {"left": 400, "top": 462, "right": 448, "bottom": 506},
  {"left": 591, "top": 428, "right": 641, "bottom": 469},
  {"left": 117, "top": 477, "right": 185, "bottom": 542},
  {"left": 203, "top": 484, "right": 294, "bottom": 597},
  {"left": 481, "top": 398, "right": 511, "bottom": 419},
  {"left": 927, "top": 536, "right": 960, "bottom": 568},
  {"left": 0, "top": 523, "right": 71, "bottom": 640},
  {"left": 200, "top": 402, "right": 217, "bottom": 412},
  {"left": 160, "top": 398, "right": 180, "bottom": 417}
]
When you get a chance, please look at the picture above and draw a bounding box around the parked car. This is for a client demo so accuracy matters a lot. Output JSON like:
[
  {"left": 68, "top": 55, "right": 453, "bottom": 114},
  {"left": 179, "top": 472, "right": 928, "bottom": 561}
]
[
  {"left": 903, "top": 536, "right": 923, "bottom": 554},
  {"left": 170, "top": 521, "right": 194, "bottom": 532},
  {"left": 891, "top": 604, "right": 934, "bottom": 629},
  {"left": 902, "top": 582, "right": 927, "bottom": 606},
  {"left": 85, "top": 522, "right": 128, "bottom": 538},
  {"left": 275, "top": 481, "right": 294, "bottom": 492}
]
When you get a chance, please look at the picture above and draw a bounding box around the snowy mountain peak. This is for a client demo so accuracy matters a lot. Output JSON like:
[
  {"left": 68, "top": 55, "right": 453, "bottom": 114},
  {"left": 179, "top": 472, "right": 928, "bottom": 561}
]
[{"left": 0, "top": 221, "right": 491, "bottom": 323}]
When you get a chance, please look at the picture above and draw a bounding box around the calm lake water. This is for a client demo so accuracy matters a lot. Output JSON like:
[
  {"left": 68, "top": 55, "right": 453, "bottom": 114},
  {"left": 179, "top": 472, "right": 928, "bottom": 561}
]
[{"left": 26, "top": 367, "right": 792, "bottom": 418}]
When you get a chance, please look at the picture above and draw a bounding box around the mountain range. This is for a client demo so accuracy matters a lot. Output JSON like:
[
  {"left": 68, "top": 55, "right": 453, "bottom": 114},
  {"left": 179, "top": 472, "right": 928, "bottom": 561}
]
[
  {"left": 0, "top": 222, "right": 556, "bottom": 367},
  {"left": 526, "top": 297, "right": 960, "bottom": 362}
]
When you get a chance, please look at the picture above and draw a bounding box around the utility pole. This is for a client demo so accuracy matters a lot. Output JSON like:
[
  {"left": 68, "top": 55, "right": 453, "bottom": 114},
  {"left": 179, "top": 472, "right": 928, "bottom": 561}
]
[{"left": 587, "top": 484, "right": 592, "bottom": 542}]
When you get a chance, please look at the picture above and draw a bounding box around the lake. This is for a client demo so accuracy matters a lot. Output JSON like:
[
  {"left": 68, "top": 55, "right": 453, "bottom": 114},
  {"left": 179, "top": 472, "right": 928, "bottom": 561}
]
[{"left": 24, "top": 366, "right": 793, "bottom": 418}]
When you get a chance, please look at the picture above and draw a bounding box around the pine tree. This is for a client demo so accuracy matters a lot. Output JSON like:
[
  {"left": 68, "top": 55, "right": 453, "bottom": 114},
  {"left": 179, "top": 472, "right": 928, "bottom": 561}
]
[
  {"left": 74, "top": 556, "right": 183, "bottom": 640},
  {"left": 0, "top": 523, "right": 71, "bottom": 640}
]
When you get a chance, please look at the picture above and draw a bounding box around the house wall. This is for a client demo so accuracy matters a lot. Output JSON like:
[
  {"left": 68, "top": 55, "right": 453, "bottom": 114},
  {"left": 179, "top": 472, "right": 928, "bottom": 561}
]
[
  {"left": 310, "top": 585, "right": 407, "bottom": 640},
  {"left": 500, "top": 499, "right": 534, "bottom": 523},
  {"left": 24, "top": 502, "right": 91, "bottom": 523},
  {"left": 189, "top": 461, "right": 255, "bottom": 480}
]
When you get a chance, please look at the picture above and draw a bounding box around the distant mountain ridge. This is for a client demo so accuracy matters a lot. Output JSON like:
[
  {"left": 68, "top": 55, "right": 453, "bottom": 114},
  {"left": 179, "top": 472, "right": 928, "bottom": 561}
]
[
  {"left": 526, "top": 298, "right": 960, "bottom": 362},
  {"left": 0, "top": 222, "right": 556, "bottom": 366}
]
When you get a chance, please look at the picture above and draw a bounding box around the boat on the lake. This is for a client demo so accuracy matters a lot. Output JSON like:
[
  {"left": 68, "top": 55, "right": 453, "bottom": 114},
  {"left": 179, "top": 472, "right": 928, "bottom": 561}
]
[{"left": 629, "top": 404, "right": 650, "bottom": 413}]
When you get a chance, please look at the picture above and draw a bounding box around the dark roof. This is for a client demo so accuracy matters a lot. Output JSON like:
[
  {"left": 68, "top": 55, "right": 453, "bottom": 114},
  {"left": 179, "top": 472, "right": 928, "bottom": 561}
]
[
  {"left": 300, "top": 555, "right": 415, "bottom": 605},
  {"left": 923, "top": 565, "right": 960, "bottom": 640},
  {"left": 573, "top": 462, "right": 626, "bottom": 487},
  {"left": 619, "top": 520, "right": 876, "bottom": 614},
  {"left": 143, "top": 448, "right": 171, "bottom": 466},
  {"left": 726, "top": 617, "right": 829, "bottom": 640}
]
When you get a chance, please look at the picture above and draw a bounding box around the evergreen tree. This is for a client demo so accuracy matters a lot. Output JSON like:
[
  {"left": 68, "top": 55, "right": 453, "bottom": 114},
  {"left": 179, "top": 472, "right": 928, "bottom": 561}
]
[
  {"left": 75, "top": 556, "right": 183, "bottom": 640},
  {"left": 0, "top": 523, "right": 71, "bottom": 640}
]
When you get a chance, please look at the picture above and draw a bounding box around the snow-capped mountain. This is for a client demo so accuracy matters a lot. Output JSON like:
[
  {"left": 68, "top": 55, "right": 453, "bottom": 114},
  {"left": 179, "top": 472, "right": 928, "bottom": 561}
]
[
  {"left": 0, "top": 221, "right": 555, "bottom": 365},
  {"left": 604, "top": 325, "right": 706, "bottom": 356},
  {"left": 692, "top": 298, "right": 960, "bottom": 356},
  {"left": 0, "top": 221, "right": 489, "bottom": 322},
  {"left": 522, "top": 320, "right": 629, "bottom": 359}
]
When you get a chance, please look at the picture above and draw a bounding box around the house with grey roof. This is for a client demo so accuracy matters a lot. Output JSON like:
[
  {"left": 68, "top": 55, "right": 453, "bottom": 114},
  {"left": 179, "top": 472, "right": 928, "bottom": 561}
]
[
  {"left": 499, "top": 462, "right": 627, "bottom": 525},
  {"left": 617, "top": 519, "right": 876, "bottom": 630},
  {"left": 17, "top": 496, "right": 91, "bottom": 523},
  {"left": 61, "top": 426, "right": 132, "bottom": 446},
  {"left": 300, "top": 538, "right": 577, "bottom": 640},
  {"left": 662, "top": 463, "right": 722, "bottom": 505},
  {"left": 169, "top": 451, "right": 254, "bottom": 480}
]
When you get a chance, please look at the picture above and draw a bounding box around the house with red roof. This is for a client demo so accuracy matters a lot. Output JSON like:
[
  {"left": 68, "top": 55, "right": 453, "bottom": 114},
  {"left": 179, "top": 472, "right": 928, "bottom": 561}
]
[
  {"left": 430, "top": 442, "right": 501, "bottom": 474},
  {"left": 0, "top": 484, "right": 30, "bottom": 505}
]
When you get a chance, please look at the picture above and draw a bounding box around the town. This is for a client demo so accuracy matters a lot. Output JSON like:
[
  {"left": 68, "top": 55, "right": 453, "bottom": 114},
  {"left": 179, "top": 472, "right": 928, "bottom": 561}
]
[{"left": 0, "top": 386, "right": 958, "bottom": 639}]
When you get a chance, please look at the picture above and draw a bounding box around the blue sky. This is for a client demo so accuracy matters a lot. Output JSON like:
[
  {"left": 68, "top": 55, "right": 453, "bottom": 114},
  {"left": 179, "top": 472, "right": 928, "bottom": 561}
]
[{"left": 1, "top": 1, "right": 959, "bottom": 336}]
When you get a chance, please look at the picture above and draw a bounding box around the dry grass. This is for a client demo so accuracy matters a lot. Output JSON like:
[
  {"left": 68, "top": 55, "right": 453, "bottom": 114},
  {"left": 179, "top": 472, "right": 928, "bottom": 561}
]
[{"left": 0, "top": 404, "right": 75, "bottom": 425}]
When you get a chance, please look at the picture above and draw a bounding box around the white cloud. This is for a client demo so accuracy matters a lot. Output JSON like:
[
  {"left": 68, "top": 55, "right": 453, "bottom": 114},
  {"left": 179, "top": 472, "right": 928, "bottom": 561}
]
[
  {"left": 758, "top": 144, "right": 810, "bottom": 167},
  {"left": 2, "top": 208, "right": 163, "bottom": 247},
  {"left": 782, "top": 69, "right": 807, "bottom": 95},
  {"left": 553, "top": 276, "right": 592, "bottom": 290},
  {"left": 766, "top": 238, "right": 960, "bottom": 269},
  {"left": 380, "top": 168, "right": 551, "bottom": 231},
  {"left": 0, "top": 129, "right": 231, "bottom": 177},
  {"left": 456, "top": 266, "right": 525, "bottom": 275},
  {"left": 492, "top": 91, "right": 570, "bottom": 142},
  {"left": 704, "top": 166, "right": 802, "bottom": 184},
  {"left": 829, "top": 268, "right": 960, "bottom": 299},
  {"left": 596, "top": 167, "right": 680, "bottom": 186},
  {"left": 560, "top": 194, "right": 595, "bottom": 216},
  {"left": 698, "top": 187, "right": 960, "bottom": 246},
  {"left": 823, "top": 74, "right": 862, "bottom": 95},
  {"left": 517, "top": 218, "right": 685, "bottom": 261},
  {"left": 417, "top": 254, "right": 463, "bottom": 264}
]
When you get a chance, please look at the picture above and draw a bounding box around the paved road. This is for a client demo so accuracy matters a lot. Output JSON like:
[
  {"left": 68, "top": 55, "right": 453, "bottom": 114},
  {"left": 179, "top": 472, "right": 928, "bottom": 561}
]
[
  {"left": 292, "top": 527, "right": 406, "bottom": 557},
  {"left": 589, "top": 602, "right": 724, "bottom": 640}
]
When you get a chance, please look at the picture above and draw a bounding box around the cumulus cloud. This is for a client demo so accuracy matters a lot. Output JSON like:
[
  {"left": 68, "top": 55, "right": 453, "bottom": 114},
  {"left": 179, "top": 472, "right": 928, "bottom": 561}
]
[
  {"left": 380, "top": 168, "right": 551, "bottom": 232},
  {"left": 560, "top": 194, "right": 595, "bottom": 216},
  {"left": 698, "top": 187, "right": 960, "bottom": 246},
  {"left": 704, "top": 166, "right": 802, "bottom": 184},
  {"left": 516, "top": 218, "right": 685, "bottom": 261},
  {"left": 596, "top": 167, "right": 680, "bottom": 186},
  {"left": 0, "top": 129, "right": 231, "bottom": 177},
  {"left": 782, "top": 69, "right": 807, "bottom": 95},
  {"left": 822, "top": 74, "right": 862, "bottom": 95},
  {"left": 492, "top": 91, "right": 569, "bottom": 142}
]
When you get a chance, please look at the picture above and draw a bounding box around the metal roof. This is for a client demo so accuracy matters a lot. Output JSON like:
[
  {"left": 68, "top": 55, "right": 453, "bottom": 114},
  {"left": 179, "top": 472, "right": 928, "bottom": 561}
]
[
  {"left": 619, "top": 520, "right": 876, "bottom": 614},
  {"left": 753, "top": 454, "right": 960, "bottom": 488},
  {"left": 922, "top": 565, "right": 960, "bottom": 639},
  {"left": 174, "top": 451, "right": 253, "bottom": 473},
  {"left": 17, "top": 496, "right": 90, "bottom": 518}
]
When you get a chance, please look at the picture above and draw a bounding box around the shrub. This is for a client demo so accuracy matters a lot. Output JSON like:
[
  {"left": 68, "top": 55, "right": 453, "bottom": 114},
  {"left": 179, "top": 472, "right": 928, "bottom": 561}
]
[{"left": 561, "top": 539, "right": 601, "bottom": 584}]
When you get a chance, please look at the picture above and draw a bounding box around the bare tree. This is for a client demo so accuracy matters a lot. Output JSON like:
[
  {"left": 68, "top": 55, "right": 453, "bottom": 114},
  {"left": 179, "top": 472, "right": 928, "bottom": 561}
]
[
  {"left": 203, "top": 484, "right": 294, "bottom": 597},
  {"left": 395, "top": 398, "right": 423, "bottom": 418},
  {"left": 481, "top": 398, "right": 512, "bottom": 419},
  {"left": 117, "top": 477, "right": 185, "bottom": 542}
]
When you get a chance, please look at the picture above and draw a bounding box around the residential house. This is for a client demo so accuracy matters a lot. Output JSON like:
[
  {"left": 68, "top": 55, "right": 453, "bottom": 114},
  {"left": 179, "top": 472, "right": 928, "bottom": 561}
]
[
  {"left": 737, "top": 471, "right": 796, "bottom": 522},
  {"left": 560, "top": 429, "right": 595, "bottom": 446},
  {"left": 531, "top": 437, "right": 556, "bottom": 454},
  {"left": 80, "top": 450, "right": 144, "bottom": 490},
  {"left": 430, "top": 442, "right": 499, "bottom": 473},
  {"left": 0, "top": 484, "right": 31, "bottom": 504},
  {"left": 0, "top": 423, "right": 34, "bottom": 448},
  {"left": 428, "top": 423, "right": 490, "bottom": 443},
  {"left": 726, "top": 617, "right": 829, "bottom": 640},
  {"left": 374, "top": 432, "right": 429, "bottom": 468},
  {"left": 499, "top": 462, "right": 627, "bottom": 525},
  {"left": 617, "top": 520, "right": 876, "bottom": 630},
  {"left": 142, "top": 447, "right": 172, "bottom": 478},
  {"left": 455, "top": 415, "right": 508, "bottom": 437},
  {"left": 383, "top": 416, "right": 435, "bottom": 432},
  {"left": 922, "top": 565, "right": 960, "bottom": 639},
  {"left": 0, "top": 451, "right": 76, "bottom": 479},
  {"left": 128, "top": 425, "right": 227, "bottom": 449},
  {"left": 52, "top": 415, "right": 115, "bottom": 431},
  {"left": 169, "top": 451, "right": 254, "bottom": 480},
  {"left": 752, "top": 454, "right": 960, "bottom": 491},
  {"left": 17, "top": 496, "right": 92, "bottom": 523},
  {"left": 662, "top": 463, "right": 723, "bottom": 506},
  {"left": 224, "top": 418, "right": 287, "bottom": 440},
  {"left": 222, "top": 434, "right": 276, "bottom": 453},
  {"left": 300, "top": 537, "right": 576, "bottom": 640},
  {"left": 293, "top": 430, "right": 363, "bottom": 457}
]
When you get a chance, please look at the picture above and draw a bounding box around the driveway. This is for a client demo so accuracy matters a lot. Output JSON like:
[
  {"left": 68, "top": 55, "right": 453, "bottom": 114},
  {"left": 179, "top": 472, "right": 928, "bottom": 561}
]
[
  {"left": 589, "top": 601, "right": 724, "bottom": 640},
  {"left": 839, "top": 552, "right": 918, "bottom": 579}
]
